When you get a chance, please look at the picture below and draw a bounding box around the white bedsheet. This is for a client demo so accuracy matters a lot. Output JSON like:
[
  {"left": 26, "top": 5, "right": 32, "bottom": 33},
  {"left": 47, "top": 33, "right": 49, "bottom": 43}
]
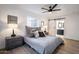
[{"left": 24, "top": 36, "right": 63, "bottom": 54}]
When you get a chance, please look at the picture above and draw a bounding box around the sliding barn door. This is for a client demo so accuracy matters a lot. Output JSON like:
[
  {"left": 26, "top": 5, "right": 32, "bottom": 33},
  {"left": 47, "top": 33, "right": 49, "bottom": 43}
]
[{"left": 48, "top": 20, "right": 56, "bottom": 35}]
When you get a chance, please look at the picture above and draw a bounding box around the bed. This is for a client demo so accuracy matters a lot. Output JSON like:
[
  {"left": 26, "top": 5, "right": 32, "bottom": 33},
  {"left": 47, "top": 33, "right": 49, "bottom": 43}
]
[{"left": 24, "top": 35, "right": 64, "bottom": 54}]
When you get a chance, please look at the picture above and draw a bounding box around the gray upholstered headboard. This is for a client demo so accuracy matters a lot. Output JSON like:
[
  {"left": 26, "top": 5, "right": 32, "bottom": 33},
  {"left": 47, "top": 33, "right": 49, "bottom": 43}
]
[{"left": 25, "top": 26, "right": 41, "bottom": 36}]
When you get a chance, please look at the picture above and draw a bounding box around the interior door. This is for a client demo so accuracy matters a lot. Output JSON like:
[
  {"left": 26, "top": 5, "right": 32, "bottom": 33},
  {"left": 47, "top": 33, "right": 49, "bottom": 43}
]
[{"left": 48, "top": 20, "right": 56, "bottom": 35}]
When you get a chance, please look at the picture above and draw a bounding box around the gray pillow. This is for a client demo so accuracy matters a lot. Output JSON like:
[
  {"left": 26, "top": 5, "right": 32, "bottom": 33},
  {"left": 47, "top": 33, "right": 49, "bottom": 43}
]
[{"left": 25, "top": 26, "right": 32, "bottom": 37}]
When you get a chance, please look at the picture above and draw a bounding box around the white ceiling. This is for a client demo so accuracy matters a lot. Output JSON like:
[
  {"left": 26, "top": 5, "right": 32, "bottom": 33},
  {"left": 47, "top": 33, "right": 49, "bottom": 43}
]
[
  {"left": 17, "top": 4, "right": 79, "bottom": 15},
  {"left": 0, "top": 4, "right": 79, "bottom": 18},
  {"left": 15, "top": 4, "right": 56, "bottom": 17}
]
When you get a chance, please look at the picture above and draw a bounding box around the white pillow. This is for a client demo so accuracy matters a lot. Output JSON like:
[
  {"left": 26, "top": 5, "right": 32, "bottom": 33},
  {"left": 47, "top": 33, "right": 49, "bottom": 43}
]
[{"left": 34, "top": 31, "right": 39, "bottom": 38}]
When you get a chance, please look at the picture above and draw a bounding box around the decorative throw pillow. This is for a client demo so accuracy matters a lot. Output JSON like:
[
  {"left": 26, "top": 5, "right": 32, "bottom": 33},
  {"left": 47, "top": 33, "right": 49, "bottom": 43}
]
[
  {"left": 38, "top": 31, "right": 45, "bottom": 37},
  {"left": 25, "top": 26, "right": 32, "bottom": 37},
  {"left": 34, "top": 31, "right": 39, "bottom": 38},
  {"left": 44, "top": 31, "right": 48, "bottom": 35}
]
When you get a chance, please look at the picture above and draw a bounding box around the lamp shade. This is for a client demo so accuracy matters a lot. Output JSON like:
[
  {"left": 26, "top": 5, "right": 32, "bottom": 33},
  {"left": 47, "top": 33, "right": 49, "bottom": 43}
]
[{"left": 8, "top": 24, "right": 17, "bottom": 29}]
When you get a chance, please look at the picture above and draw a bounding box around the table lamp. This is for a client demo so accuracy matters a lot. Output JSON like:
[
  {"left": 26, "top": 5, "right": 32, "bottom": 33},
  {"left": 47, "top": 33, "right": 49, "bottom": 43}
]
[
  {"left": 8, "top": 24, "right": 17, "bottom": 37},
  {"left": 7, "top": 15, "right": 18, "bottom": 37}
]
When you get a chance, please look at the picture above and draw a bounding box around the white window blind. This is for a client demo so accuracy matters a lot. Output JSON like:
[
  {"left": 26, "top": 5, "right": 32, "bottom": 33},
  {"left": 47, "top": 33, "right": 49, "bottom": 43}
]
[{"left": 27, "top": 16, "right": 41, "bottom": 27}]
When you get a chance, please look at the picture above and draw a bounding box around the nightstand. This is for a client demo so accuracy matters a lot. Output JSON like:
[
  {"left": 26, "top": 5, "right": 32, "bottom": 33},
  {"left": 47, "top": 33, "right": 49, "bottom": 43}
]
[{"left": 5, "top": 36, "right": 24, "bottom": 50}]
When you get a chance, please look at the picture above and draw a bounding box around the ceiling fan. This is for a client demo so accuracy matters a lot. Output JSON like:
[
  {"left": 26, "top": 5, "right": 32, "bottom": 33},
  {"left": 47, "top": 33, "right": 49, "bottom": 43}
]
[{"left": 41, "top": 4, "right": 61, "bottom": 13}]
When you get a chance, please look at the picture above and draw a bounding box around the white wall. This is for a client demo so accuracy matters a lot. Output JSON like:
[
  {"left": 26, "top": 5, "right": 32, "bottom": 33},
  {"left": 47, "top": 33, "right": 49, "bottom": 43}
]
[
  {"left": 0, "top": 5, "right": 46, "bottom": 49},
  {"left": 64, "top": 12, "right": 79, "bottom": 40}
]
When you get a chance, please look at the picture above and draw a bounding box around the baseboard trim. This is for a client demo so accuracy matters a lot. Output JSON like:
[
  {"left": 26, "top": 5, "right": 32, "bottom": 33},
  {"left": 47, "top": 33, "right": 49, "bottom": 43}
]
[{"left": 64, "top": 38, "right": 79, "bottom": 42}]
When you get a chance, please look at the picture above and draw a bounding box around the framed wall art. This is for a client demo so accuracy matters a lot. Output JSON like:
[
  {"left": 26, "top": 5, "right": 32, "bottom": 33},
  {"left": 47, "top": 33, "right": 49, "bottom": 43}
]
[{"left": 7, "top": 15, "right": 17, "bottom": 24}]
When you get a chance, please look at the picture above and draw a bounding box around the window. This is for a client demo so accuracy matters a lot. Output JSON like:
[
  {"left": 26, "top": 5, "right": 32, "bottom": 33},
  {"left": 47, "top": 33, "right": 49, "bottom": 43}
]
[
  {"left": 27, "top": 16, "right": 41, "bottom": 27},
  {"left": 56, "top": 20, "right": 64, "bottom": 29}
]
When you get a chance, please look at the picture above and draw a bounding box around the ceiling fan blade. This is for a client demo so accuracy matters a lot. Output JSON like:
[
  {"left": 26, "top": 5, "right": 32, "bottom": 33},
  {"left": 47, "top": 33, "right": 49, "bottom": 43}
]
[
  {"left": 53, "top": 9, "right": 61, "bottom": 11},
  {"left": 52, "top": 4, "right": 58, "bottom": 9},
  {"left": 42, "top": 11, "right": 48, "bottom": 13},
  {"left": 41, "top": 8, "right": 48, "bottom": 10}
]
